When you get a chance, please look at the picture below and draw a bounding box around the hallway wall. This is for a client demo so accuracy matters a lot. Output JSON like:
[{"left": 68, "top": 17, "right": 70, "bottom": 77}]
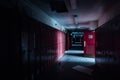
[
  {"left": 95, "top": 14, "right": 120, "bottom": 65},
  {"left": 0, "top": 6, "right": 22, "bottom": 80},
  {"left": 21, "top": 13, "right": 66, "bottom": 79},
  {"left": 98, "top": 0, "right": 120, "bottom": 26},
  {"left": 66, "top": 32, "right": 72, "bottom": 50},
  {"left": 0, "top": 4, "right": 65, "bottom": 79},
  {"left": 36, "top": 21, "right": 66, "bottom": 71}
]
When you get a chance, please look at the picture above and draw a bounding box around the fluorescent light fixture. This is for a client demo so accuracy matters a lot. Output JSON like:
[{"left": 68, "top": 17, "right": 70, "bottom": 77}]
[
  {"left": 70, "top": 0, "right": 77, "bottom": 9},
  {"left": 73, "top": 15, "right": 78, "bottom": 25}
]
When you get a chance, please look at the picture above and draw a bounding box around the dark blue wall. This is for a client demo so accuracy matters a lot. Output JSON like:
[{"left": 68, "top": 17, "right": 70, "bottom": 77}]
[{"left": 95, "top": 14, "right": 120, "bottom": 79}]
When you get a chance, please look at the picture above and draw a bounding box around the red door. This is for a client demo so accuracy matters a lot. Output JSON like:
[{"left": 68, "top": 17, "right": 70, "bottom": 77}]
[{"left": 84, "top": 31, "right": 95, "bottom": 56}]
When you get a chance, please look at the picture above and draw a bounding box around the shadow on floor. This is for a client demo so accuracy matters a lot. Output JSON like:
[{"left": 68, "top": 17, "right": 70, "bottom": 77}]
[
  {"left": 41, "top": 49, "right": 95, "bottom": 80},
  {"left": 41, "top": 49, "right": 120, "bottom": 80}
]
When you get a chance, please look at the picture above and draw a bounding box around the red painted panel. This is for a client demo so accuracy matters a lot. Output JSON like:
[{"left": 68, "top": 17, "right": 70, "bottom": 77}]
[
  {"left": 56, "top": 30, "right": 65, "bottom": 60},
  {"left": 84, "top": 31, "right": 95, "bottom": 56}
]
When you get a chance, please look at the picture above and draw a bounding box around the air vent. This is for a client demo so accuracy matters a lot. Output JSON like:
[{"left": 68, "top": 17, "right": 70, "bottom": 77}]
[{"left": 49, "top": 0, "right": 68, "bottom": 13}]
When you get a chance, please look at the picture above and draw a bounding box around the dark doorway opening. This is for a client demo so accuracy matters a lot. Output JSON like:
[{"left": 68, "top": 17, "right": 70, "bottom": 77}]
[
  {"left": 66, "top": 29, "right": 87, "bottom": 50},
  {"left": 71, "top": 31, "right": 84, "bottom": 50}
]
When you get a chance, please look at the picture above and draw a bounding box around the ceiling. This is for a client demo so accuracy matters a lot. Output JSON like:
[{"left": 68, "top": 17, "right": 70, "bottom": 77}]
[{"left": 28, "top": 0, "right": 119, "bottom": 30}]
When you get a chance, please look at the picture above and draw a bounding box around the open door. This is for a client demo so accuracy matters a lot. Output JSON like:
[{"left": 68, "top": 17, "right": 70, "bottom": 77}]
[{"left": 84, "top": 31, "right": 95, "bottom": 57}]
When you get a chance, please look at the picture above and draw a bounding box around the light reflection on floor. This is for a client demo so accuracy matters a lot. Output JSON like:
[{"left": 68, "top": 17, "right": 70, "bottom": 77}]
[
  {"left": 57, "top": 50, "right": 95, "bottom": 79},
  {"left": 59, "top": 55, "right": 95, "bottom": 63},
  {"left": 96, "top": 57, "right": 117, "bottom": 64},
  {"left": 59, "top": 50, "right": 95, "bottom": 64},
  {"left": 65, "top": 50, "right": 84, "bottom": 54}
]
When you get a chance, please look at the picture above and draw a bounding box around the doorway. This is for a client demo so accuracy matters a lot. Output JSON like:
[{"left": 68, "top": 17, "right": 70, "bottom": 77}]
[{"left": 70, "top": 31, "right": 84, "bottom": 50}]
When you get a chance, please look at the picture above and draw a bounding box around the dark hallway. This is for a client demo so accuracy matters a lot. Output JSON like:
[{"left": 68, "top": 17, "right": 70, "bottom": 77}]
[{"left": 1, "top": 0, "right": 120, "bottom": 80}]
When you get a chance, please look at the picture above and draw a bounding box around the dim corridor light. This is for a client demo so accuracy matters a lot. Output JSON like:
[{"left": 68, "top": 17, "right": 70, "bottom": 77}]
[
  {"left": 65, "top": 50, "right": 84, "bottom": 54},
  {"left": 59, "top": 55, "right": 95, "bottom": 64}
]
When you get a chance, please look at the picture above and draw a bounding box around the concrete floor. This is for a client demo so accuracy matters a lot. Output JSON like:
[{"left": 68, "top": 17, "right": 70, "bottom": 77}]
[
  {"left": 57, "top": 50, "right": 95, "bottom": 80},
  {"left": 41, "top": 50, "right": 96, "bottom": 80},
  {"left": 41, "top": 49, "right": 120, "bottom": 80}
]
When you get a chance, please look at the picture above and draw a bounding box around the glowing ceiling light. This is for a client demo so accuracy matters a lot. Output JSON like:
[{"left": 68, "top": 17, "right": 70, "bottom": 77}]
[
  {"left": 70, "top": 0, "right": 77, "bottom": 9},
  {"left": 73, "top": 15, "right": 78, "bottom": 25}
]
